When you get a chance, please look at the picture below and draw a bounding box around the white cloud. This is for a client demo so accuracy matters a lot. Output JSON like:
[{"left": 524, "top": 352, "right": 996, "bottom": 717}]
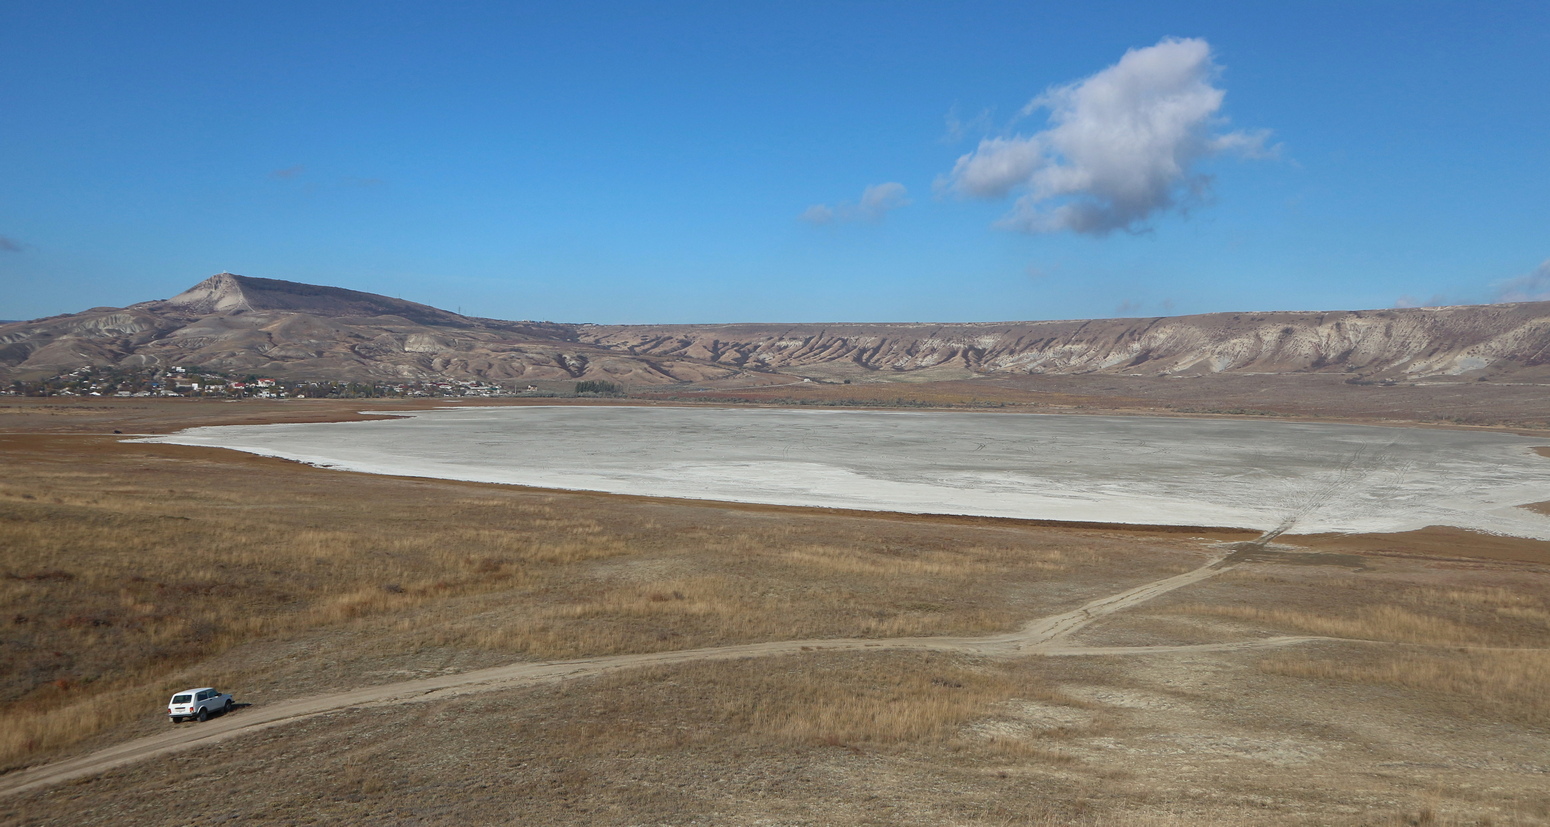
[
  {"left": 942, "top": 37, "right": 1271, "bottom": 236},
  {"left": 799, "top": 204, "right": 836, "bottom": 224},
  {"left": 946, "top": 137, "right": 1046, "bottom": 199},
  {"left": 1494, "top": 259, "right": 1550, "bottom": 303},
  {"left": 858, "top": 182, "right": 910, "bottom": 218},
  {"left": 802, "top": 182, "right": 911, "bottom": 225}
]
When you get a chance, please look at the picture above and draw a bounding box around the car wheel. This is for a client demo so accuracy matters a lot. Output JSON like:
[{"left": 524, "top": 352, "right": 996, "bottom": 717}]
[
  {"left": 196, "top": 708, "right": 209, "bottom": 722},
  {"left": 223, "top": 700, "right": 233, "bottom": 714},
  {"left": 170, "top": 716, "right": 183, "bottom": 724}
]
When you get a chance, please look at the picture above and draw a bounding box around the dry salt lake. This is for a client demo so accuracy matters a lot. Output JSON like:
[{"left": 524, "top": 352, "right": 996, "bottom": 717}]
[{"left": 140, "top": 406, "right": 1550, "bottom": 539}]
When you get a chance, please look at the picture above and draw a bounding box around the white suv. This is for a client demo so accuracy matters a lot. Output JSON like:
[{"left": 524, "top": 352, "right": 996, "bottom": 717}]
[{"left": 168, "top": 687, "right": 233, "bottom": 723}]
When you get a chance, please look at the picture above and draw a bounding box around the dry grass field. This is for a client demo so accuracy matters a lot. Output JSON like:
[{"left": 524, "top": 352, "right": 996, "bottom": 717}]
[{"left": 2, "top": 395, "right": 1549, "bottom": 825}]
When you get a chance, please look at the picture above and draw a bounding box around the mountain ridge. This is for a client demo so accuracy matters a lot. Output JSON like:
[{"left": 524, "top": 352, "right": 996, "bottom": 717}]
[
  {"left": 3, "top": 273, "right": 1548, "bottom": 385},
  {"left": 579, "top": 303, "right": 1550, "bottom": 381}
]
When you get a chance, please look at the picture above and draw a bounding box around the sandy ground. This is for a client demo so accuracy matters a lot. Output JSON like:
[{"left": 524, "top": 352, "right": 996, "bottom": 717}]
[{"left": 140, "top": 405, "right": 1550, "bottom": 538}]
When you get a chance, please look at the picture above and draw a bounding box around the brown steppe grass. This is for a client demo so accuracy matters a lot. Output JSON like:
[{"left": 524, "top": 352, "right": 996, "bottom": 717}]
[
  {"left": 1258, "top": 649, "right": 1550, "bottom": 725},
  {"left": 3, "top": 397, "right": 1550, "bottom": 825},
  {"left": 1148, "top": 569, "right": 1550, "bottom": 731},
  {"left": 0, "top": 431, "right": 1186, "bottom": 774}
]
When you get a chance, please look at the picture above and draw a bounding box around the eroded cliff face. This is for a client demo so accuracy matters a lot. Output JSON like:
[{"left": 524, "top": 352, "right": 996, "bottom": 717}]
[
  {"left": 579, "top": 304, "right": 1550, "bottom": 381},
  {"left": 3, "top": 273, "right": 1548, "bottom": 384},
  {"left": 0, "top": 305, "right": 742, "bottom": 384}
]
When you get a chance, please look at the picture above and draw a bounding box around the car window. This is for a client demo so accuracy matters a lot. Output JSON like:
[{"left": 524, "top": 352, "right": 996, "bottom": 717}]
[
  {"left": 172, "top": 695, "right": 191, "bottom": 703},
  {"left": 198, "top": 690, "right": 211, "bottom": 700}
]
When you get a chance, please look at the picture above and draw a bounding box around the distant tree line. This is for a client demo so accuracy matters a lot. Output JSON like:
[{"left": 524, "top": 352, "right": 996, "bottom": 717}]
[{"left": 574, "top": 380, "right": 623, "bottom": 396}]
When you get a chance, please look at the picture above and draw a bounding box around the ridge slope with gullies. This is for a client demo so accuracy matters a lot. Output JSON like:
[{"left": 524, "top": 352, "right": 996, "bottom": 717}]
[
  {"left": 2, "top": 273, "right": 1548, "bottom": 384},
  {"left": 580, "top": 303, "right": 1550, "bottom": 382},
  {"left": 0, "top": 274, "right": 735, "bottom": 385}
]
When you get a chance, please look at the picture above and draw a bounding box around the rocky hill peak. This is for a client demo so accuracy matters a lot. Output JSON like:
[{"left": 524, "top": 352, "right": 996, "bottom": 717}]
[
  {"left": 136, "top": 273, "right": 470, "bottom": 326},
  {"left": 157, "top": 272, "right": 253, "bottom": 314}
]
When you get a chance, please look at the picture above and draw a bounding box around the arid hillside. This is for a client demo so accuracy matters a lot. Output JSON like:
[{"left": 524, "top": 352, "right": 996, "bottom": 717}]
[
  {"left": 0, "top": 274, "right": 734, "bottom": 385},
  {"left": 582, "top": 303, "right": 1550, "bottom": 382},
  {"left": 3, "top": 272, "right": 1549, "bottom": 384}
]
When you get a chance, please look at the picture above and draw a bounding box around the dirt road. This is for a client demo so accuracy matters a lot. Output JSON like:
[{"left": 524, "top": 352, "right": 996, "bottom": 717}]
[{"left": 4, "top": 548, "right": 1319, "bottom": 799}]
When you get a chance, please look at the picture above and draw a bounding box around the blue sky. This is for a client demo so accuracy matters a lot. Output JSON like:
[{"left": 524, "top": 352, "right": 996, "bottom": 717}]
[{"left": 2, "top": 1, "right": 1547, "bottom": 324}]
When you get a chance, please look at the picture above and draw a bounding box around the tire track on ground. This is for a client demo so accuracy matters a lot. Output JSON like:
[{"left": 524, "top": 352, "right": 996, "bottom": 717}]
[{"left": 0, "top": 536, "right": 1313, "bottom": 799}]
